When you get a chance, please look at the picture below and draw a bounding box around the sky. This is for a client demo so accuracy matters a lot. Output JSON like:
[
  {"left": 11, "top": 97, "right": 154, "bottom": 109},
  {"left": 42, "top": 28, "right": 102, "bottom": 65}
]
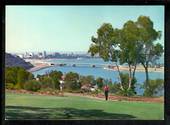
[{"left": 6, "top": 6, "right": 164, "bottom": 53}]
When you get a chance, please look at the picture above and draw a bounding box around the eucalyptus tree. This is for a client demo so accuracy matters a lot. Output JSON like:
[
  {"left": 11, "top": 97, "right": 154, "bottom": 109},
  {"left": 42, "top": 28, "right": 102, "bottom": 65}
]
[
  {"left": 136, "top": 16, "right": 163, "bottom": 87},
  {"left": 119, "top": 20, "right": 141, "bottom": 90},
  {"left": 88, "top": 23, "right": 124, "bottom": 90}
]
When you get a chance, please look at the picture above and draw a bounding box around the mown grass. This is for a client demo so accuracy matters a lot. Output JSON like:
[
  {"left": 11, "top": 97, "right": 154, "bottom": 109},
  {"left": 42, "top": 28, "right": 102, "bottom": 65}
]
[{"left": 5, "top": 92, "right": 164, "bottom": 120}]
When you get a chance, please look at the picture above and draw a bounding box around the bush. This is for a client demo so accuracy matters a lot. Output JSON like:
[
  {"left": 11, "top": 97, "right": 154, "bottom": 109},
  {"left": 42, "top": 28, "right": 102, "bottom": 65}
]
[
  {"left": 118, "top": 88, "right": 136, "bottom": 96},
  {"left": 65, "top": 72, "right": 80, "bottom": 90},
  {"left": 49, "top": 70, "right": 63, "bottom": 80},
  {"left": 24, "top": 80, "right": 41, "bottom": 92},
  {"left": 51, "top": 77, "right": 60, "bottom": 90},
  {"left": 96, "top": 77, "right": 104, "bottom": 89},
  {"left": 143, "top": 79, "right": 164, "bottom": 97},
  {"left": 108, "top": 83, "right": 120, "bottom": 93},
  {"left": 108, "top": 73, "right": 137, "bottom": 96},
  {"left": 41, "top": 77, "right": 56, "bottom": 89},
  {"left": 14, "top": 83, "right": 22, "bottom": 90},
  {"left": 6, "top": 83, "right": 15, "bottom": 89},
  {"left": 5, "top": 67, "right": 18, "bottom": 84},
  {"left": 5, "top": 67, "right": 34, "bottom": 88},
  {"left": 119, "top": 73, "right": 137, "bottom": 95}
]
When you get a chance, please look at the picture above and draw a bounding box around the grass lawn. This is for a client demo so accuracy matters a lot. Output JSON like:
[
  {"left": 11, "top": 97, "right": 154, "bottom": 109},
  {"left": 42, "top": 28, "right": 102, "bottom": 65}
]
[{"left": 5, "top": 92, "right": 164, "bottom": 120}]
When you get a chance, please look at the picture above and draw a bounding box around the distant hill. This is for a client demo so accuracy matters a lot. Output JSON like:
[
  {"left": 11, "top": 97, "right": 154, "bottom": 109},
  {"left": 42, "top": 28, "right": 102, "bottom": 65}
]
[{"left": 5, "top": 53, "right": 34, "bottom": 70}]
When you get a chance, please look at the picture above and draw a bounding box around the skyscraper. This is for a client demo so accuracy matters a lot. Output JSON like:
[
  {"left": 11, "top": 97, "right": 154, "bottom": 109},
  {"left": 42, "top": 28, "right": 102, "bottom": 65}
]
[{"left": 43, "top": 51, "right": 47, "bottom": 58}]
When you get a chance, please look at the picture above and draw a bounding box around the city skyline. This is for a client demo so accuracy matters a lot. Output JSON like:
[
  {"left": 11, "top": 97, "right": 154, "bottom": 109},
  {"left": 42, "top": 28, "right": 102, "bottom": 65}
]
[{"left": 6, "top": 6, "right": 164, "bottom": 53}]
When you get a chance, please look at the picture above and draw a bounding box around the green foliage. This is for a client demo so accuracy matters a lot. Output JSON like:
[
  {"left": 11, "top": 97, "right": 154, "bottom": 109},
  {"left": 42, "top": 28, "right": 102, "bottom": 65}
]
[
  {"left": 6, "top": 83, "right": 15, "bottom": 90},
  {"left": 5, "top": 67, "right": 18, "bottom": 84},
  {"left": 118, "top": 88, "right": 136, "bottom": 97},
  {"left": 49, "top": 70, "right": 63, "bottom": 80},
  {"left": 88, "top": 15, "right": 163, "bottom": 93},
  {"left": 14, "top": 83, "right": 22, "bottom": 90},
  {"left": 28, "top": 73, "right": 34, "bottom": 80},
  {"left": 88, "top": 23, "right": 120, "bottom": 62},
  {"left": 17, "top": 68, "right": 29, "bottom": 88},
  {"left": 5, "top": 67, "right": 34, "bottom": 88},
  {"left": 120, "top": 73, "right": 136, "bottom": 93},
  {"left": 24, "top": 80, "right": 41, "bottom": 92},
  {"left": 65, "top": 72, "right": 79, "bottom": 81},
  {"left": 65, "top": 72, "right": 80, "bottom": 90},
  {"left": 96, "top": 77, "right": 104, "bottom": 89},
  {"left": 136, "top": 16, "right": 163, "bottom": 87},
  {"left": 119, "top": 20, "right": 140, "bottom": 65},
  {"left": 143, "top": 79, "right": 164, "bottom": 97},
  {"left": 110, "top": 73, "right": 137, "bottom": 96},
  {"left": 51, "top": 77, "right": 60, "bottom": 90},
  {"left": 79, "top": 75, "right": 95, "bottom": 86},
  {"left": 108, "top": 83, "right": 120, "bottom": 93},
  {"left": 40, "top": 77, "right": 56, "bottom": 89}
]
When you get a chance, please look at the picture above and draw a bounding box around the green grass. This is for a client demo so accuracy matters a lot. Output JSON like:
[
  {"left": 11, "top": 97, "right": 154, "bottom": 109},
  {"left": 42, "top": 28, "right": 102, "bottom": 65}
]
[{"left": 5, "top": 92, "right": 164, "bottom": 120}]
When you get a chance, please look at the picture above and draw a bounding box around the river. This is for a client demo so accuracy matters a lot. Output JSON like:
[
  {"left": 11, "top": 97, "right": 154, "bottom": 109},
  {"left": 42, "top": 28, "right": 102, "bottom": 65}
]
[{"left": 32, "top": 58, "right": 164, "bottom": 96}]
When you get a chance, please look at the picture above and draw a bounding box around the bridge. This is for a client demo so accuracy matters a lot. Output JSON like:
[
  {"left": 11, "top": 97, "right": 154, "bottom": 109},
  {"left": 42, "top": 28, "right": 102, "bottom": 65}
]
[{"left": 49, "top": 62, "right": 116, "bottom": 68}]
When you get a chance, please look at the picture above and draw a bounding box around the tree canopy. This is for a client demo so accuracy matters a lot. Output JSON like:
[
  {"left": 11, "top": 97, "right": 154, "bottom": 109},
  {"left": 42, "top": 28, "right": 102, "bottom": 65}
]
[{"left": 88, "top": 15, "right": 163, "bottom": 96}]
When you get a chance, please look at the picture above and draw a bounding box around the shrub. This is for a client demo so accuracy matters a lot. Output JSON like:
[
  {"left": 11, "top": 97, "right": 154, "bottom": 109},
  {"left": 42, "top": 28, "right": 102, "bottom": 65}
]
[
  {"left": 118, "top": 88, "right": 136, "bottom": 96},
  {"left": 5, "top": 67, "right": 34, "bottom": 88},
  {"left": 51, "top": 77, "right": 60, "bottom": 90},
  {"left": 40, "top": 77, "right": 56, "bottom": 89},
  {"left": 24, "top": 80, "right": 41, "bottom": 92},
  {"left": 143, "top": 79, "right": 164, "bottom": 97},
  {"left": 6, "top": 83, "right": 14, "bottom": 89},
  {"left": 65, "top": 81, "right": 81, "bottom": 90},
  {"left": 96, "top": 77, "right": 104, "bottom": 89},
  {"left": 5, "top": 67, "right": 18, "bottom": 84},
  {"left": 65, "top": 72, "right": 80, "bottom": 90},
  {"left": 108, "top": 83, "right": 120, "bottom": 93},
  {"left": 108, "top": 73, "right": 137, "bottom": 96},
  {"left": 14, "top": 83, "right": 22, "bottom": 90},
  {"left": 119, "top": 73, "right": 137, "bottom": 95},
  {"left": 49, "top": 70, "right": 63, "bottom": 80}
]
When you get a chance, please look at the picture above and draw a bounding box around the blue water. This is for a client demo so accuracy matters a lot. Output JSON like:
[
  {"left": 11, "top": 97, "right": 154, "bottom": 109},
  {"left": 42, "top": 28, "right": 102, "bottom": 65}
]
[{"left": 32, "top": 58, "right": 164, "bottom": 95}]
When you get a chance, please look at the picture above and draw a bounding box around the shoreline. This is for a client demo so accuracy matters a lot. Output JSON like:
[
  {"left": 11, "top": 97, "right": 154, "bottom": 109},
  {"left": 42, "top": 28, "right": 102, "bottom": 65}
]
[
  {"left": 26, "top": 59, "right": 164, "bottom": 73},
  {"left": 104, "top": 66, "right": 164, "bottom": 73},
  {"left": 27, "top": 62, "right": 52, "bottom": 72}
]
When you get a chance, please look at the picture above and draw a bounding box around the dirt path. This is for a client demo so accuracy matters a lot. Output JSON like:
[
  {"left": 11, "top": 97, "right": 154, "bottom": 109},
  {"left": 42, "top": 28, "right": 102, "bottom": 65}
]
[
  {"left": 6, "top": 89, "right": 164, "bottom": 103},
  {"left": 64, "top": 92, "right": 164, "bottom": 103}
]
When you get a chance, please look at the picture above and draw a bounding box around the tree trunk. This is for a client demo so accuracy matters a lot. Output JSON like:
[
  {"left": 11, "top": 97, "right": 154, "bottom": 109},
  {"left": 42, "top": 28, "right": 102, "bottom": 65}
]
[
  {"left": 115, "top": 63, "right": 124, "bottom": 90},
  {"left": 142, "top": 62, "right": 149, "bottom": 88},
  {"left": 144, "top": 66, "right": 149, "bottom": 88},
  {"left": 132, "top": 64, "right": 137, "bottom": 79},
  {"left": 128, "top": 64, "right": 132, "bottom": 90}
]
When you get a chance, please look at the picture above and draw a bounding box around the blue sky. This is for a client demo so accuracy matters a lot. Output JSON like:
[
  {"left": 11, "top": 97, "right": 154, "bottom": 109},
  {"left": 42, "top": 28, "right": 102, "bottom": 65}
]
[{"left": 6, "top": 6, "right": 164, "bottom": 53}]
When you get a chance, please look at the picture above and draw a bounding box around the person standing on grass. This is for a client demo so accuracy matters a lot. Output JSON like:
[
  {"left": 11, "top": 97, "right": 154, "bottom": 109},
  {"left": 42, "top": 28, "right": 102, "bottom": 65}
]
[
  {"left": 59, "top": 80, "right": 64, "bottom": 96},
  {"left": 103, "top": 84, "right": 109, "bottom": 101}
]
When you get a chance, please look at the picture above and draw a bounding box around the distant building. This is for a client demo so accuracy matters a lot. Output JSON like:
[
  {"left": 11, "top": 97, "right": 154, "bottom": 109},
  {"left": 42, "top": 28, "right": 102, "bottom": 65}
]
[
  {"left": 38, "top": 52, "right": 43, "bottom": 58},
  {"left": 43, "top": 51, "right": 47, "bottom": 58}
]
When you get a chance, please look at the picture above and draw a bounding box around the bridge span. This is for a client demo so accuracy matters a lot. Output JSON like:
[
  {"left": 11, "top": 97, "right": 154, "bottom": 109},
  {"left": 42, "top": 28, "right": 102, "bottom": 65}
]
[{"left": 49, "top": 62, "right": 116, "bottom": 68}]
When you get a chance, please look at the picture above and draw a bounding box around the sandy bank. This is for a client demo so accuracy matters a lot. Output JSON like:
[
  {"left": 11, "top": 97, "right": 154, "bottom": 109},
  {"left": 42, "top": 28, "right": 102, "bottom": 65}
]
[
  {"left": 26, "top": 59, "right": 52, "bottom": 72},
  {"left": 28, "top": 63, "right": 52, "bottom": 72},
  {"left": 105, "top": 65, "right": 164, "bottom": 73}
]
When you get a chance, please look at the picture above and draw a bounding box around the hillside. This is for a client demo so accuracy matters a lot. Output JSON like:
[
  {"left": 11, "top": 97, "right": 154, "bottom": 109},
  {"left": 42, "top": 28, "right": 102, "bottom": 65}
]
[{"left": 5, "top": 53, "right": 34, "bottom": 70}]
